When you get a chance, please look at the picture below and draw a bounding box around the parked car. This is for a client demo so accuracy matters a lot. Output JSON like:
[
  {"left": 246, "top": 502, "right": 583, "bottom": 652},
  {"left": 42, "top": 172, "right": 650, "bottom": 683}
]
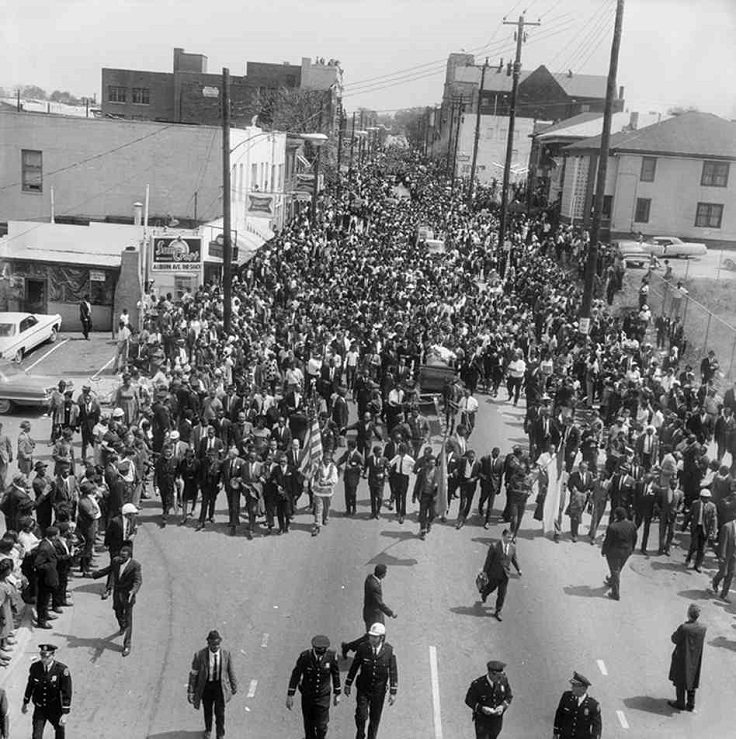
[
  {"left": 616, "top": 236, "right": 707, "bottom": 259},
  {"left": 0, "top": 361, "right": 68, "bottom": 414},
  {"left": 616, "top": 242, "right": 649, "bottom": 268},
  {"left": 0, "top": 312, "right": 62, "bottom": 363}
]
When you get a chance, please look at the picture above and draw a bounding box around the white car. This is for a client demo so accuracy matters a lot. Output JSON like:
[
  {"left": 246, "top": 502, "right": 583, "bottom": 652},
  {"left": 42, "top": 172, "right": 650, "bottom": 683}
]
[
  {"left": 618, "top": 236, "right": 707, "bottom": 259},
  {"left": 0, "top": 312, "right": 62, "bottom": 363}
]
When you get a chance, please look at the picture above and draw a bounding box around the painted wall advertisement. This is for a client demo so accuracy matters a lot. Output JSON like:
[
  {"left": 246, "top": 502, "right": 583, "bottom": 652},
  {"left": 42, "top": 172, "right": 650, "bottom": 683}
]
[{"left": 151, "top": 236, "right": 202, "bottom": 272}]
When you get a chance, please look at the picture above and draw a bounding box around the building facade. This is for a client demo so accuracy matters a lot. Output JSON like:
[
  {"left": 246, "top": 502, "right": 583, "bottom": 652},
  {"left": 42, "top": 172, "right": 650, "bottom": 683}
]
[
  {"left": 454, "top": 113, "right": 535, "bottom": 184},
  {"left": 560, "top": 112, "right": 736, "bottom": 245},
  {"left": 0, "top": 109, "right": 285, "bottom": 235},
  {"left": 101, "top": 48, "right": 342, "bottom": 130}
]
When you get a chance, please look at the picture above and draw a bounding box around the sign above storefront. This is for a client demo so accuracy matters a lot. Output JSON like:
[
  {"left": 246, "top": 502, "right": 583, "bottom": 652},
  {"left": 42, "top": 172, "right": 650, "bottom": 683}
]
[
  {"left": 246, "top": 193, "right": 276, "bottom": 218},
  {"left": 89, "top": 270, "right": 106, "bottom": 282},
  {"left": 151, "top": 237, "right": 202, "bottom": 272}
]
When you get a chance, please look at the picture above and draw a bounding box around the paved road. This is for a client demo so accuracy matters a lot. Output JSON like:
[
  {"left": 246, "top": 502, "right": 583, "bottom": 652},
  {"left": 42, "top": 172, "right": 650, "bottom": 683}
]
[{"left": 1, "top": 346, "right": 736, "bottom": 737}]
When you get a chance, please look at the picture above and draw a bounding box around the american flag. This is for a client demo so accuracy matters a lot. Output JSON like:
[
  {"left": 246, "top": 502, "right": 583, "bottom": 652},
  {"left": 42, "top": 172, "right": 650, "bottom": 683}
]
[{"left": 299, "top": 415, "right": 323, "bottom": 481}]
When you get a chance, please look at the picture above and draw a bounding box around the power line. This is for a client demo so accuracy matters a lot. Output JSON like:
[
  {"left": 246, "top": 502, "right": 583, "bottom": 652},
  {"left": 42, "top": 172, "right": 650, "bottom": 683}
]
[
  {"left": 575, "top": 7, "right": 618, "bottom": 72},
  {"left": 563, "top": 2, "right": 616, "bottom": 72},
  {"left": 547, "top": 0, "right": 611, "bottom": 70},
  {"left": 552, "top": 0, "right": 614, "bottom": 72}
]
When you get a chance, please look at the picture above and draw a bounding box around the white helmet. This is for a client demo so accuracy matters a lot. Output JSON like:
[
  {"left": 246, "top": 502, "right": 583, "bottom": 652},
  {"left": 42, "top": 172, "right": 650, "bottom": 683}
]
[{"left": 368, "top": 623, "right": 386, "bottom": 637}]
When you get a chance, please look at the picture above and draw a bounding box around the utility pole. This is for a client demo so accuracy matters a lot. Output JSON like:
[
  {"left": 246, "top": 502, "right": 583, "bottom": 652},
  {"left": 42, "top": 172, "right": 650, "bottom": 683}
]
[
  {"left": 221, "top": 67, "right": 233, "bottom": 333},
  {"left": 445, "top": 98, "right": 457, "bottom": 177},
  {"left": 468, "top": 58, "right": 489, "bottom": 205},
  {"left": 349, "top": 111, "right": 356, "bottom": 170},
  {"left": 450, "top": 98, "right": 465, "bottom": 197},
  {"left": 336, "top": 110, "right": 345, "bottom": 202},
  {"left": 498, "top": 14, "right": 540, "bottom": 277},
  {"left": 580, "top": 0, "right": 625, "bottom": 333}
]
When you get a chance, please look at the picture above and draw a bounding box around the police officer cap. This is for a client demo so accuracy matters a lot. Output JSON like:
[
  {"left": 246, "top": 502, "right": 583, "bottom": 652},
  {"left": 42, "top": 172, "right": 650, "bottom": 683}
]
[
  {"left": 487, "top": 660, "right": 506, "bottom": 672},
  {"left": 311, "top": 635, "right": 330, "bottom": 649},
  {"left": 39, "top": 644, "right": 58, "bottom": 654},
  {"left": 121, "top": 503, "right": 139, "bottom": 515},
  {"left": 34, "top": 460, "right": 49, "bottom": 471},
  {"left": 206, "top": 630, "right": 222, "bottom": 642},
  {"left": 570, "top": 671, "right": 591, "bottom": 687}
]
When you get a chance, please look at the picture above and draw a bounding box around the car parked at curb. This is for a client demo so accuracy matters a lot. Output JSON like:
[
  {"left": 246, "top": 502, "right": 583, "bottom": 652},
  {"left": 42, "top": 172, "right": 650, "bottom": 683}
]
[
  {"left": 0, "top": 312, "right": 62, "bottom": 363},
  {"left": 616, "top": 236, "right": 707, "bottom": 260},
  {"left": 0, "top": 361, "right": 70, "bottom": 415}
]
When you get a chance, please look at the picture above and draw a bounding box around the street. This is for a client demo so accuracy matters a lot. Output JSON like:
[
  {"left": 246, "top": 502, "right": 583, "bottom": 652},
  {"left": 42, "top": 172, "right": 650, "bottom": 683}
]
[{"left": 1, "top": 363, "right": 735, "bottom": 738}]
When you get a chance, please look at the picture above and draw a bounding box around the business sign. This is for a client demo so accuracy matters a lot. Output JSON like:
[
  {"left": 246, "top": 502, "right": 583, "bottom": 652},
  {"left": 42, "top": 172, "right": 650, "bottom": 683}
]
[
  {"left": 151, "top": 236, "right": 202, "bottom": 272},
  {"left": 89, "top": 270, "right": 106, "bottom": 282},
  {"left": 202, "top": 86, "right": 220, "bottom": 98},
  {"left": 208, "top": 233, "right": 239, "bottom": 263},
  {"left": 246, "top": 192, "right": 275, "bottom": 218}
]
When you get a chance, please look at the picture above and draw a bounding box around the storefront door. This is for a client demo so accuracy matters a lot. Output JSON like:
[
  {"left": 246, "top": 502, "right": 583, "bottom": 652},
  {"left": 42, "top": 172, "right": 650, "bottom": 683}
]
[{"left": 24, "top": 278, "right": 47, "bottom": 315}]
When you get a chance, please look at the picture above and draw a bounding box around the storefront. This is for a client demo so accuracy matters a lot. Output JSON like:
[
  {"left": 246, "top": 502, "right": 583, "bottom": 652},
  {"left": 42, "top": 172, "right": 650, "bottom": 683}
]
[{"left": 0, "top": 222, "right": 130, "bottom": 332}]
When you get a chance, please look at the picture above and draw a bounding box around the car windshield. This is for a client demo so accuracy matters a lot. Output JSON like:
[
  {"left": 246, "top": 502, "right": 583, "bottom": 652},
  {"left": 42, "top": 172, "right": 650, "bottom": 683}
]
[{"left": 0, "top": 323, "right": 16, "bottom": 337}]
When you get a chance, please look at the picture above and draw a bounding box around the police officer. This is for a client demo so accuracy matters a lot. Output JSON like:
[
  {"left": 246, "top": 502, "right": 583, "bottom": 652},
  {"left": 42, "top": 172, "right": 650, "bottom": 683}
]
[
  {"left": 286, "top": 634, "right": 341, "bottom": 739},
  {"left": 344, "top": 622, "right": 398, "bottom": 739},
  {"left": 22, "top": 644, "right": 72, "bottom": 738},
  {"left": 553, "top": 672, "right": 602, "bottom": 739},
  {"left": 464, "top": 660, "right": 513, "bottom": 739}
]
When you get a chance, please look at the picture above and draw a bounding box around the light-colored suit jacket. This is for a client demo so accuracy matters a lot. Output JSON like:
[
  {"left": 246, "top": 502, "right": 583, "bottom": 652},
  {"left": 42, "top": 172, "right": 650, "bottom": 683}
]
[{"left": 189, "top": 648, "right": 237, "bottom": 709}]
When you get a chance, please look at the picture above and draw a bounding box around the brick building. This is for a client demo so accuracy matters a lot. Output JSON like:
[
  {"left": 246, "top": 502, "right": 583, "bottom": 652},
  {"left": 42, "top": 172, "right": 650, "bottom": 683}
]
[{"left": 101, "top": 48, "right": 342, "bottom": 130}]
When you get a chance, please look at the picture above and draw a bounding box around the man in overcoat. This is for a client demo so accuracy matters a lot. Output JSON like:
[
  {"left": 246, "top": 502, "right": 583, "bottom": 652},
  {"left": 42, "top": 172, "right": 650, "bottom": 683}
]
[
  {"left": 601, "top": 506, "right": 637, "bottom": 600},
  {"left": 668, "top": 603, "right": 706, "bottom": 712}
]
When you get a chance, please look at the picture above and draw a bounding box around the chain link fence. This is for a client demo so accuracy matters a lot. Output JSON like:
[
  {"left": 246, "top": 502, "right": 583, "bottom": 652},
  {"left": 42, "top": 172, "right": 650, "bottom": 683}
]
[{"left": 638, "top": 270, "right": 736, "bottom": 384}]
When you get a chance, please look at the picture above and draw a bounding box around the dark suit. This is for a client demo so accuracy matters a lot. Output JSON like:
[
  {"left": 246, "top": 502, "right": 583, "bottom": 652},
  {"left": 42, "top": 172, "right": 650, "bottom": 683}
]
[
  {"left": 553, "top": 691, "right": 602, "bottom": 739},
  {"left": 338, "top": 449, "right": 364, "bottom": 515},
  {"left": 345, "top": 640, "right": 398, "bottom": 739},
  {"left": 560, "top": 425, "right": 581, "bottom": 473},
  {"left": 272, "top": 424, "right": 292, "bottom": 451},
  {"left": 33, "top": 538, "right": 59, "bottom": 627},
  {"left": 332, "top": 395, "right": 349, "bottom": 432},
  {"left": 365, "top": 454, "right": 389, "bottom": 517},
  {"left": 481, "top": 540, "right": 520, "bottom": 614},
  {"left": 601, "top": 518, "right": 637, "bottom": 598},
  {"left": 479, "top": 455, "right": 504, "bottom": 522},
  {"left": 189, "top": 647, "right": 238, "bottom": 737},
  {"left": 288, "top": 649, "right": 341, "bottom": 739},
  {"left": 92, "top": 556, "right": 142, "bottom": 649},
  {"left": 456, "top": 458, "right": 481, "bottom": 523},
  {"left": 220, "top": 456, "right": 245, "bottom": 528},
  {"left": 363, "top": 574, "right": 395, "bottom": 629}
]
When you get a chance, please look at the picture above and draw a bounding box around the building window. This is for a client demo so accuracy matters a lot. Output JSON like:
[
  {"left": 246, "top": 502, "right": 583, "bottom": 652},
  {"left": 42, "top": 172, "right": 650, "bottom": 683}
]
[
  {"left": 634, "top": 197, "right": 651, "bottom": 223},
  {"left": 640, "top": 156, "right": 657, "bottom": 182},
  {"left": 107, "top": 86, "right": 127, "bottom": 103},
  {"left": 21, "top": 150, "right": 43, "bottom": 193},
  {"left": 694, "top": 202, "right": 723, "bottom": 228},
  {"left": 132, "top": 87, "right": 150, "bottom": 105},
  {"left": 602, "top": 195, "right": 613, "bottom": 218},
  {"left": 701, "top": 161, "right": 729, "bottom": 187}
]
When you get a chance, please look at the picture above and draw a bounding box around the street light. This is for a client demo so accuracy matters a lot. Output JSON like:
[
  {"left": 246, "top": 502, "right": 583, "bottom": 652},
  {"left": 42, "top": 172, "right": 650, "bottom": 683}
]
[{"left": 301, "top": 133, "right": 328, "bottom": 220}]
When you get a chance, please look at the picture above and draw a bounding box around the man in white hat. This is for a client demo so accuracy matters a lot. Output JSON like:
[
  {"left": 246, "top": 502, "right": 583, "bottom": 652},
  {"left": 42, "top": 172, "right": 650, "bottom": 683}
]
[
  {"left": 685, "top": 489, "right": 718, "bottom": 572},
  {"left": 344, "top": 623, "right": 398, "bottom": 739}
]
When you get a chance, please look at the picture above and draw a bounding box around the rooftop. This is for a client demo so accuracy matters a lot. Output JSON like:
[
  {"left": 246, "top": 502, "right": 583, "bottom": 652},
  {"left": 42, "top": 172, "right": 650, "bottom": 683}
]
[{"left": 566, "top": 111, "right": 736, "bottom": 159}]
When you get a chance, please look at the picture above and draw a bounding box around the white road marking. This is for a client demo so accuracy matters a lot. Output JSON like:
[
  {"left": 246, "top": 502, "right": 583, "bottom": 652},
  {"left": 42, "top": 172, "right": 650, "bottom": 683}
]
[
  {"left": 25, "top": 338, "right": 69, "bottom": 372},
  {"left": 91, "top": 355, "right": 115, "bottom": 380},
  {"left": 247, "top": 679, "right": 258, "bottom": 698},
  {"left": 596, "top": 659, "right": 608, "bottom": 676},
  {"left": 616, "top": 710, "right": 629, "bottom": 729},
  {"left": 261, "top": 633, "right": 269, "bottom": 648},
  {"left": 429, "top": 646, "right": 443, "bottom": 739}
]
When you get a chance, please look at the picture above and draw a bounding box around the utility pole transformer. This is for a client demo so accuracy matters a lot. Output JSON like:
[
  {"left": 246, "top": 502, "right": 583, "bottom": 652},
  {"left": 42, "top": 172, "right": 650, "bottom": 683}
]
[
  {"left": 580, "top": 0, "right": 626, "bottom": 333},
  {"left": 498, "top": 14, "right": 540, "bottom": 277},
  {"left": 221, "top": 67, "right": 233, "bottom": 333},
  {"left": 468, "top": 58, "right": 489, "bottom": 205}
]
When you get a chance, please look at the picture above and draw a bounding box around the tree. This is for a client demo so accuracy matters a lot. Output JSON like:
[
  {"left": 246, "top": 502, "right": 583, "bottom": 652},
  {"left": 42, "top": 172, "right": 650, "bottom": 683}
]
[
  {"left": 393, "top": 108, "right": 428, "bottom": 149},
  {"left": 21, "top": 85, "right": 47, "bottom": 100},
  {"left": 255, "top": 87, "right": 334, "bottom": 134}
]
